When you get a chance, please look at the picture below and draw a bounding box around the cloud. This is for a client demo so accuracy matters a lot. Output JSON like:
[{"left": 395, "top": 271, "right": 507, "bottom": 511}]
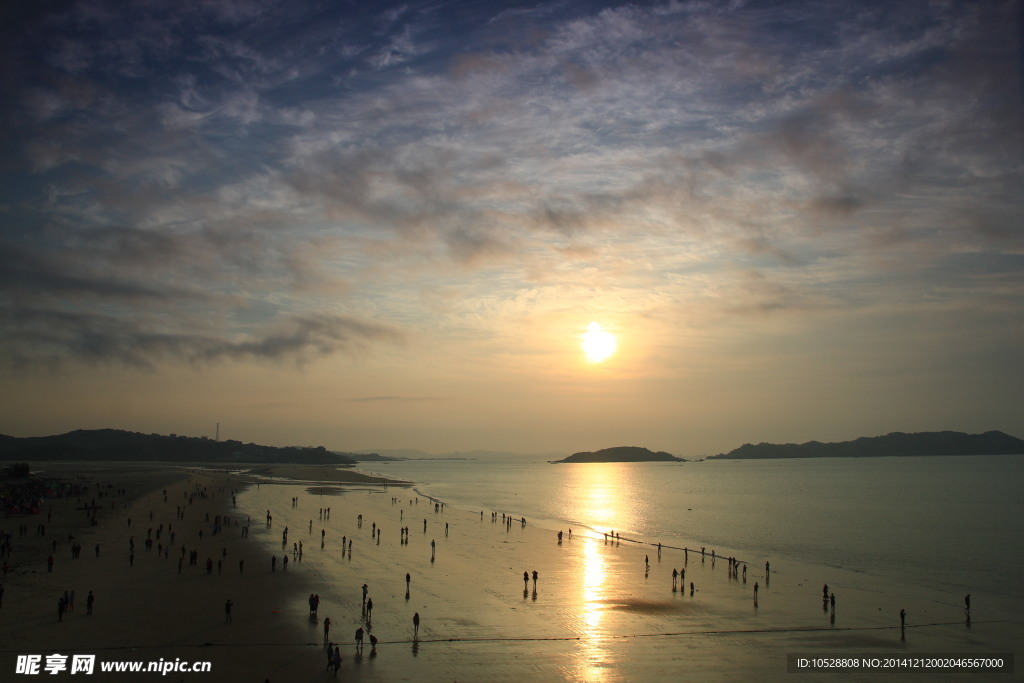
[
  {"left": 346, "top": 395, "right": 447, "bottom": 403},
  {"left": 1, "top": 0, "right": 1020, "bottom": 379},
  {"left": 0, "top": 308, "right": 403, "bottom": 370}
]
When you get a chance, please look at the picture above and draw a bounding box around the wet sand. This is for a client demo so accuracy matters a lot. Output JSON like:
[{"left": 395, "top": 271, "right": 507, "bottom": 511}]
[{"left": 2, "top": 463, "right": 1018, "bottom": 681}]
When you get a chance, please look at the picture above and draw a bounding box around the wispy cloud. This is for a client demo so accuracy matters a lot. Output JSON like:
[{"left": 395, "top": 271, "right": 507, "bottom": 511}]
[{"left": 0, "top": 308, "right": 402, "bottom": 369}]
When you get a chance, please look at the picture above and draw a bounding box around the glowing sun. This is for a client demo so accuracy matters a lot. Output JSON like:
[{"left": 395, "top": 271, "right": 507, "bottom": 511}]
[{"left": 581, "top": 322, "right": 617, "bottom": 363}]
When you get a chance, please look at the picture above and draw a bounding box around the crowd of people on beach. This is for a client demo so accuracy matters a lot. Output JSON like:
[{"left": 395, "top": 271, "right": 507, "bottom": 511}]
[{"left": 1, "top": 467, "right": 984, "bottom": 681}]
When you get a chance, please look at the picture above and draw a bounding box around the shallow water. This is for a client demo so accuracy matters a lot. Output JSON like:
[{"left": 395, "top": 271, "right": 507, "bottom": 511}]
[
  {"left": 233, "top": 459, "right": 1020, "bottom": 682},
  {"left": 361, "top": 455, "right": 1024, "bottom": 620}
]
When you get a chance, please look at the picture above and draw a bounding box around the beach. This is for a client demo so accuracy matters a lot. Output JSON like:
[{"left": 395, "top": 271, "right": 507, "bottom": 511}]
[{"left": 1, "top": 462, "right": 1018, "bottom": 682}]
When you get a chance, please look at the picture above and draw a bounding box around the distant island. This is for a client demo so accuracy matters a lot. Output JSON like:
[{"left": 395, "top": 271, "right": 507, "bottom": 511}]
[
  {"left": 710, "top": 430, "right": 1024, "bottom": 460},
  {"left": 552, "top": 446, "right": 683, "bottom": 463},
  {"left": 0, "top": 429, "right": 374, "bottom": 465}
]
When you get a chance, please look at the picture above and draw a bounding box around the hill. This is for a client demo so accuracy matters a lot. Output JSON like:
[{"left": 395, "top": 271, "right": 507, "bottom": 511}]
[
  {"left": 710, "top": 430, "right": 1024, "bottom": 459},
  {"left": 0, "top": 429, "right": 359, "bottom": 465},
  {"left": 552, "top": 446, "right": 682, "bottom": 463}
]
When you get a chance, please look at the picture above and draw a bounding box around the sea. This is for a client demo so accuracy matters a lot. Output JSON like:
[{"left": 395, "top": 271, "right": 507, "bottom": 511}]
[{"left": 357, "top": 454, "right": 1024, "bottom": 621}]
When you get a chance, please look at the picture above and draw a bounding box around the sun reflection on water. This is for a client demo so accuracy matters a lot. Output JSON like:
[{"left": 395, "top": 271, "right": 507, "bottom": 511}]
[
  {"left": 570, "top": 464, "right": 628, "bottom": 681},
  {"left": 574, "top": 462, "right": 627, "bottom": 532}
]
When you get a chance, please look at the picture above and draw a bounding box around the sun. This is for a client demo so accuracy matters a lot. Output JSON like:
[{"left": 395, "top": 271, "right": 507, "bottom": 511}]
[{"left": 581, "top": 322, "right": 617, "bottom": 363}]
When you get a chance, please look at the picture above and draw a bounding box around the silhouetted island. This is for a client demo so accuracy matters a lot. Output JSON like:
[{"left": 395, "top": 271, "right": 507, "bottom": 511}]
[
  {"left": 709, "top": 430, "right": 1024, "bottom": 459},
  {"left": 552, "top": 446, "right": 682, "bottom": 463},
  {"left": 0, "top": 429, "right": 372, "bottom": 465}
]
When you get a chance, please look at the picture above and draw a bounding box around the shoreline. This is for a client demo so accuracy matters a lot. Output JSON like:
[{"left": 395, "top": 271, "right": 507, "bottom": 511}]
[{"left": 3, "top": 462, "right": 1019, "bottom": 681}]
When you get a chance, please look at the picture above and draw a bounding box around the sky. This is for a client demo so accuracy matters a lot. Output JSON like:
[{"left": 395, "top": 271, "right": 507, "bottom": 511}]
[{"left": 1, "top": 0, "right": 1022, "bottom": 457}]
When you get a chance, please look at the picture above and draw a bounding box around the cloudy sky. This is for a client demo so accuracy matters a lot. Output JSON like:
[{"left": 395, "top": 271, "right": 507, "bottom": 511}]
[{"left": 1, "top": 0, "right": 1021, "bottom": 456}]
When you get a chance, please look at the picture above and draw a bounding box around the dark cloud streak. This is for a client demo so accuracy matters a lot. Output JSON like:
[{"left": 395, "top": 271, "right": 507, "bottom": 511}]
[{"left": 0, "top": 307, "right": 402, "bottom": 370}]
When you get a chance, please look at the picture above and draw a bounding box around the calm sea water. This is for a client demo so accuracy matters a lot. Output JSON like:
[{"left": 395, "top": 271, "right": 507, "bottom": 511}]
[{"left": 361, "top": 455, "right": 1024, "bottom": 618}]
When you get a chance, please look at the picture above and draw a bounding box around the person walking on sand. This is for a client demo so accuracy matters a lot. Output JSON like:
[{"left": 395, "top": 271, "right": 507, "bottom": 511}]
[
  {"left": 355, "top": 627, "right": 364, "bottom": 650},
  {"left": 413, "top": 612, "right": 420, "bottom": 637},
  {"left": 754, "top": 581, "right": 759, "bottom": 607},
  {"left": 86, "top": 590, "right": 94, "bottom": 615},
  {"left": 964, "top": 594, "right": 970, "bottom": 616},
  {"left": 362, "top": 584, "right": 368, "bottom": 605},
  {"left": 523, "top": 571, "right": 529, "bottom": 587},
  {"left": 366, "top": 598, "right": 373, "bottom": 620},
  {"left": 323, "top": 617, "right": 331, "bottom": 642},
  {"left": 407, "top": 572, "right": 411, "bottom": 588},
  {"left": 225, "top": 599, "right": 233, "bottom": 622},
  {"left": 332, "top": 645, "right": 342, "bottom": 674}
]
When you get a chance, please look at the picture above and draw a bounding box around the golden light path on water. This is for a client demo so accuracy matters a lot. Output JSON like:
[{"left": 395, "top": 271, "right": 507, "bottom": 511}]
[
  {"left": 566, "top": 463, "right": 629, "bottom": 681},
  {"left": 577, "top": 535, "right": 611, "bottom": 680}
]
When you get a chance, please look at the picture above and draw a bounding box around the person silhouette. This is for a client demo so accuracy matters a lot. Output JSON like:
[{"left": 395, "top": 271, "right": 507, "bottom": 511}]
[{"left": 413, "top": 612, "right": 420, "bottom": 637}]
